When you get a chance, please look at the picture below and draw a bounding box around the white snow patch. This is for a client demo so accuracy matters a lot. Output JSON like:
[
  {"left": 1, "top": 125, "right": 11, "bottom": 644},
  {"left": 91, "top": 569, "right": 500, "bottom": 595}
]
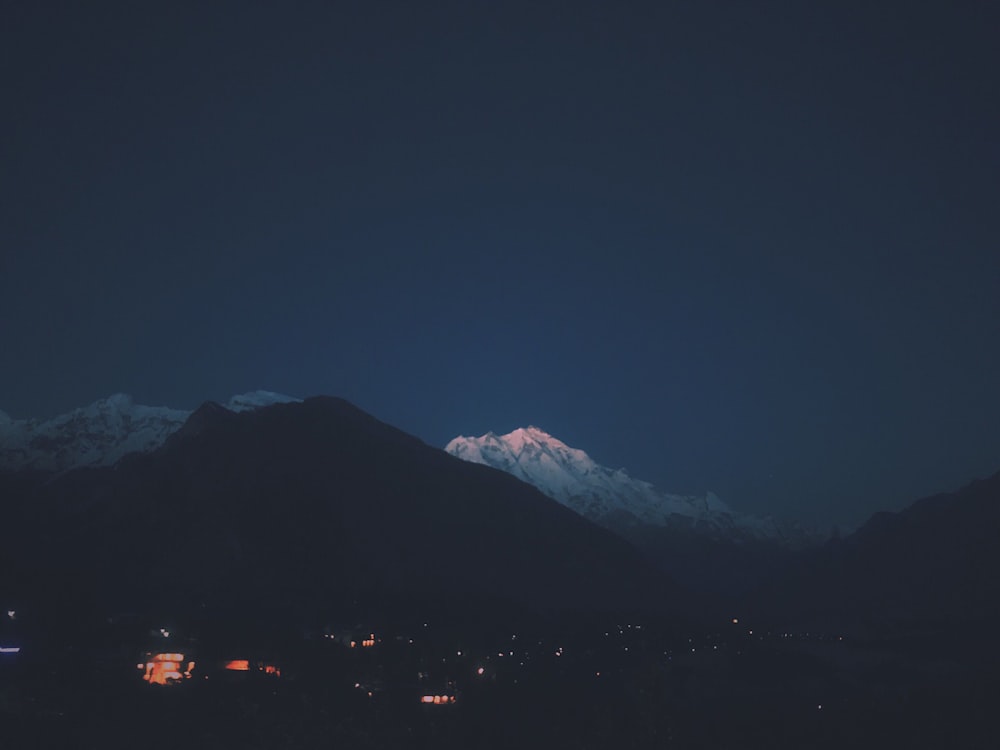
[{"left": 0, "top": 391, "right": 299, "bottom": 473}]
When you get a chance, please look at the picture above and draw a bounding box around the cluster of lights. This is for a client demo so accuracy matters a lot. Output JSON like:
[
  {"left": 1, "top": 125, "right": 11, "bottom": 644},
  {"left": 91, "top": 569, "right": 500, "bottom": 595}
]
[
  {"left": 222, "top": 659, "right": 280, "bottom": 676},
  {"left": 129, "top": 621, "right": 856, "bottom": 697},
  {"left": 116, "top": 618, "right": 852, "bottom": 705}
]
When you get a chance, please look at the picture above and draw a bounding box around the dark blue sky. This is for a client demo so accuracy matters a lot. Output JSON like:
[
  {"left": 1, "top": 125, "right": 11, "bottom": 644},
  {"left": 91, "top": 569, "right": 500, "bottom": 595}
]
[{"left": 2, "top": 1, "right": 998, "bottom": 527}]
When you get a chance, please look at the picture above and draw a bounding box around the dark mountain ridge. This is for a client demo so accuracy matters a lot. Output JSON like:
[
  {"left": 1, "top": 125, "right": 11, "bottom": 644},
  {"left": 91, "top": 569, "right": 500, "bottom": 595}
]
[
  {"left": 748, "top": 469, "right": 1000, "bottom": 638},
  {"left": 0, "top": 397, "right": 689, "bottom": 630}
]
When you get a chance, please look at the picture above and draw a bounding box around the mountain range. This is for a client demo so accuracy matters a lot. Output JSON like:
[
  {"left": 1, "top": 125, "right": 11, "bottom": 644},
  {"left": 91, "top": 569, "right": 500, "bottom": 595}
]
[
  {"left": 1, "top": 393, "right": 793, "bottom": 607},
  {"left": 2, "top": 392, "right": 998, "bottom": 636},
  {"left": 1, "top": 396, "right": 814, "bottom": 547},
  {"left": 0, "top": 396, "right": 683, "bottom": 626}
]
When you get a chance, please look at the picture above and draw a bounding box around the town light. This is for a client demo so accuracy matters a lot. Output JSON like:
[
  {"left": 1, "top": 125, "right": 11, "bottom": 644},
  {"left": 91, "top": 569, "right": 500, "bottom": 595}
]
[{"left": 141, "top": 653, "right": 190, "bottom": 685}]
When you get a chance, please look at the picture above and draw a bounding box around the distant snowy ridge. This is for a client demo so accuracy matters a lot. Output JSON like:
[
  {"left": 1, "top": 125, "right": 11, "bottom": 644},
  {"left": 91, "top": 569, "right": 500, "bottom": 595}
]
[
  {"left": 0, "top": 391, "right": 300, "bottom": 473},
  {"left": 446, "top": 426, "right": 804, "bottom": 544}
]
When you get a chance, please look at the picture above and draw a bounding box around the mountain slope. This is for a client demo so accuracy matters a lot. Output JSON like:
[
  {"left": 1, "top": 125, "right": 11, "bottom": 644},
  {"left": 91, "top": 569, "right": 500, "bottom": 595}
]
[{"left": 751, "top": 470, "right": 1000, "bottom": 635}]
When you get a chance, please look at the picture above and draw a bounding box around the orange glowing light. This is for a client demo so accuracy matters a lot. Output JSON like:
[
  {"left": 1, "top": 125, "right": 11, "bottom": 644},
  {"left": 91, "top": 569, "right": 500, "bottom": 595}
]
[
  {"left": 142, "top": 652, "right": 189, "bottom": 685},
  {"left": 225, "top": 659, "right": 250, "bottom": 671}
]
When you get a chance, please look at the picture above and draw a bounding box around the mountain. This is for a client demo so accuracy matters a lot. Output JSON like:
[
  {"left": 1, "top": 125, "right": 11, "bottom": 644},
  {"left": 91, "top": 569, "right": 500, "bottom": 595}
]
[
  {"left": 0, "top": 397, "right": 687, "bottom": 625},
  {"left": 445, "top": 426, "right": 808, "bottom": 545},
  {"left": 751, "top": 469, "right": 1000, "bottom": 636},
  {"left": 445, "top": 427, "right": 829, "bottom": 598},
  {"left": 0, "top": 390, "right": 299, "bottom": 473}
]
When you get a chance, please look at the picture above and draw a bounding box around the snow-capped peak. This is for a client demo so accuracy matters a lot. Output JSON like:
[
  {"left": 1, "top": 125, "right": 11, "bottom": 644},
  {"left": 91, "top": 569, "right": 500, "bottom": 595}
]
[
  {"left": 0, "top": 391, "right": 300, "bottom": 473},
  {"left": 446, "top": 427, "right": 791, "bottom": 542}
]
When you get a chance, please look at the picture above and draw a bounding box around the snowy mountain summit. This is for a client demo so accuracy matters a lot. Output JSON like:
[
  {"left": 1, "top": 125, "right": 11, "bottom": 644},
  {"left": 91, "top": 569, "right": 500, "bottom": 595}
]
[
  {"left": 0, "top": 391, "right": 300, "bottom": 473},
  {"left": 446, "top": 426, "right": 790, "bottom": 543}
]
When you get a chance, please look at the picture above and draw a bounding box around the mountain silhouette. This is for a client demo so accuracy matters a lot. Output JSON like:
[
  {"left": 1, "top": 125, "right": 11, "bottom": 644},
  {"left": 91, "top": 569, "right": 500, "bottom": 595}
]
[
  {"left": 1, "top": 397, "right": 689, "bottom": 630},
  {"left": 750, "top": 470, "right": 1000, "bottom": 637}
]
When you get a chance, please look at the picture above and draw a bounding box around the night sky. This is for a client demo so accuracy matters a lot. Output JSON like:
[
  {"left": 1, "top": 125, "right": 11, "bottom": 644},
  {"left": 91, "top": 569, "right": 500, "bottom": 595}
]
[{"left": 2, "top": 2, "right": 998, "bottom": 528}]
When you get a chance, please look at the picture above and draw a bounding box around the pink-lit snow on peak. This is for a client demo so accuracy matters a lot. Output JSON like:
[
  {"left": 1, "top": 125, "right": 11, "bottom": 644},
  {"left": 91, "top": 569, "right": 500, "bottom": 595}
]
[
  {"left": 499, "top": 426, "right": 560, "bottom": 449},
  {"left": 444, "top": 426, "right": 796, "bottom": 541}
]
